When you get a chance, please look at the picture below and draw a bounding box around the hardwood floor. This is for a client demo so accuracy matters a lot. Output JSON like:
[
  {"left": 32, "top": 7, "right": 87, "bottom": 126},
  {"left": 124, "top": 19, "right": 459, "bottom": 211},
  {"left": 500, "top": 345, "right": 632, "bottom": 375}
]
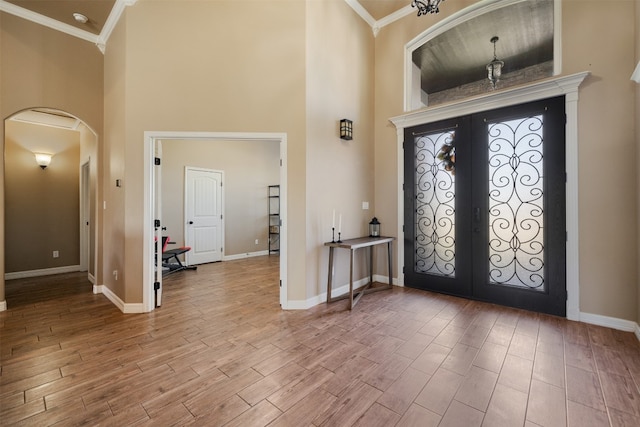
[{"left": 1, "top": 256, "right": 639, "bottom": 426}]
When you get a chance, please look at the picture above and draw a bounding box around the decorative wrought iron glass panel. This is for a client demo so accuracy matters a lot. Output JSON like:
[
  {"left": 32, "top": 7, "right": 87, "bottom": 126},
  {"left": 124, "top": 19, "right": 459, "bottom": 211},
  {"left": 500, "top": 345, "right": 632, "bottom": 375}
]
[
  {"left": 487, "top": 115, "right": 545, "bottom": 291},
  {"left": 414, "top": 130, "right": 456, "bottom": 276}
]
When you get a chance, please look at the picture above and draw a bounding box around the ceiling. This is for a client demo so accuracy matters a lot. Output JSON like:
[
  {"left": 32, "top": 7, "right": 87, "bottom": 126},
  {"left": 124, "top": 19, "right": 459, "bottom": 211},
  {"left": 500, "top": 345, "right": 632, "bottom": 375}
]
[
  {"left": 2, "top": 0, "right": 554, "bottom": 96},
  {"left": 359, "top": 0, "right": 409, "bottom": 20},
  {"left": 5, "top": 0, "right": 115, "bottom": 35},
  {"left": 414, "top": 0, "right": 553, "bottom": 94}
]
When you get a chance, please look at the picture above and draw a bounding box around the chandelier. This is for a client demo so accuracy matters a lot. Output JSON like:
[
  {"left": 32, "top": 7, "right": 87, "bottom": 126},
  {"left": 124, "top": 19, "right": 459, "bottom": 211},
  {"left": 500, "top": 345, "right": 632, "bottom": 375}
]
[
  {"left": 411, "top": 0, "right": 445, "bottom": 16},
  {"left": 486, "top": 36, "right": 505, "bottom": 89}
]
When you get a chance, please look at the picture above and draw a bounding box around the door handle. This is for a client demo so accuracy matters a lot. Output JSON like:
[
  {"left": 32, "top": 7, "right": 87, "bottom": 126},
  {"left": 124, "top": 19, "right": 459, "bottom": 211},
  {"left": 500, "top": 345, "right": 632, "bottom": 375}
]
[
  {"left": 473, "top": 207, "right": 480, "bottom": 222},
  {"left": 188, "top": 221, "right": 194, "bottom": 225},
  {"left": 473, "top": 207, "right": 480, "bottom": 233}
]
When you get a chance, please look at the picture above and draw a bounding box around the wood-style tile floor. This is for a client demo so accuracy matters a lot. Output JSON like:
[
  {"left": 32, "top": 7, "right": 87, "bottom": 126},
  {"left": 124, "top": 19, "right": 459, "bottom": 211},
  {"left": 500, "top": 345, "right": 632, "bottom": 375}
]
[{"left": 1, "top": 256, "right": 640, "bottom": 426}]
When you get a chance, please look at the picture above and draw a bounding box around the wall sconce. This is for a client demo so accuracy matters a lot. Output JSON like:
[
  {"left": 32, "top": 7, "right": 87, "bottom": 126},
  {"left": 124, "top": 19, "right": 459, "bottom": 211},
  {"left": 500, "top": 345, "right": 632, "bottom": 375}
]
[
  {"left": 340, "top": 119, "right": 353, "bottom": 140},
  {"left": 34, "top": 153, "right": 52, "bottom": 169}
]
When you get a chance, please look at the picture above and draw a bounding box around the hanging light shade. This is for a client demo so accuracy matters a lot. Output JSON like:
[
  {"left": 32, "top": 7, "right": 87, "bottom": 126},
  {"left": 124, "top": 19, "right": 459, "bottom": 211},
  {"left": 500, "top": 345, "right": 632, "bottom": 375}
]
[
  {"left": 486, "top": 36, "right": 504, "bottom": 89},
  {"left": 411, "top": 0, "right": 445, "bottom": 16}
]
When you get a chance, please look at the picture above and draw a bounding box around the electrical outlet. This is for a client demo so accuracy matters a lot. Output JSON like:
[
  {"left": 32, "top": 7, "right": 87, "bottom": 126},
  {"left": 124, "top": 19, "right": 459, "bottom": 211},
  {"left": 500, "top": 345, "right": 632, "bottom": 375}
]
[
  {"left": 255, "top": 239, "right": 259, "bottom": 245},
  {"left": 362, "top": 201, "right": 369, "bottom": 210},
  {"left": 52, "top": 250, "right": 59, "bottom": 258},
  {"left": 113, "top": 270, "right": 118, "bottom": 281}
]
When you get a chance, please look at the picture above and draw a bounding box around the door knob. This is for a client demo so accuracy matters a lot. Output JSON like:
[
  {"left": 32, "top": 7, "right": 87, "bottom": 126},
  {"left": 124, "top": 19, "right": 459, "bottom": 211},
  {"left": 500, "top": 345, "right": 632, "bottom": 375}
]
[{"left": 188, "top": 221, "right": 194, "bottom": 225}]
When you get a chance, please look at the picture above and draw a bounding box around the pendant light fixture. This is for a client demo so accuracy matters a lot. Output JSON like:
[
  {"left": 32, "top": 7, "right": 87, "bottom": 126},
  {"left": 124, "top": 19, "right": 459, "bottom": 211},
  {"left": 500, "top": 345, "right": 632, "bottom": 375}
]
[
  {"left": 411, "top": 0, "right": 445, "bottom": 16},
  {"left": 486, "top": 36, "right": 504, "bottom": 89}
]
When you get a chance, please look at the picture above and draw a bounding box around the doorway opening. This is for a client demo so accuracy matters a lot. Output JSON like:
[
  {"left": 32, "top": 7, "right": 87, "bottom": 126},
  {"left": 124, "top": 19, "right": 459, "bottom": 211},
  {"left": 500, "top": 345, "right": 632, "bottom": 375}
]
[
  {"left": 404, "top": 97, "right": 566, "bottom": 316},
  {"left": 3, "top": 108, "right": 98, "bottom": 296},
  {"left": 143, "top": 131, "right": 288, "bottom": 313},
  {"left": 391, "top": 72, "right": 589, "bottom": 320}
]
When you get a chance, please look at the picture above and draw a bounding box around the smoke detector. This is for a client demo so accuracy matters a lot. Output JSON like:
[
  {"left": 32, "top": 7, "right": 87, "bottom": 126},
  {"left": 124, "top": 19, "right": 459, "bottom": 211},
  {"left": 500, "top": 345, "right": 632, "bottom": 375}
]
[{"left": 72, "top": 13, "right": 88, "bottom": 24}]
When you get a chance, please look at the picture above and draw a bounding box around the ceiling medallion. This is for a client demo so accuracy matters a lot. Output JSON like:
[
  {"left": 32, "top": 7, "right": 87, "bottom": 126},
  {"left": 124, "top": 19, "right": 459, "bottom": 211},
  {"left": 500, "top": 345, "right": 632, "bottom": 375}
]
[{"left": 411, "top": 0, "right": 445, "bottom": 16}]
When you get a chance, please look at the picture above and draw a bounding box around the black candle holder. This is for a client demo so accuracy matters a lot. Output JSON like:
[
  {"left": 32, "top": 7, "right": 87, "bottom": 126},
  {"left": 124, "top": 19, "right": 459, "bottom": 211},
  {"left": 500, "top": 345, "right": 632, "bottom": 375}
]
[
  {"left": 337, "top": 232, "right": 342, "bottom": 243},
  {"left": 331, "top": 227, "right": 336, "bottom": 243}
]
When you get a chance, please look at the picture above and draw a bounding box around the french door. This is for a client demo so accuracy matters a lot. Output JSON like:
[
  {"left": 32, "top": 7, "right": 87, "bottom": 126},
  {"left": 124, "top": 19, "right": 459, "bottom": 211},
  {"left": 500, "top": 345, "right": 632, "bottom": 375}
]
[{"left": 404, "top": 97, "right": 566, "bottom": 316}]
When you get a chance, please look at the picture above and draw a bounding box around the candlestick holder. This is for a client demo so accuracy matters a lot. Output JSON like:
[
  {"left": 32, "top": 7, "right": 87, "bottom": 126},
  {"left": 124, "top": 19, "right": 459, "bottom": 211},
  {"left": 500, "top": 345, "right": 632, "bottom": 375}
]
[
  {"left": 331, "top": 227, "right": 335, "bottom": 243},
  {"left": 337, "top": 232, "right": 342, "bottom": 243}
]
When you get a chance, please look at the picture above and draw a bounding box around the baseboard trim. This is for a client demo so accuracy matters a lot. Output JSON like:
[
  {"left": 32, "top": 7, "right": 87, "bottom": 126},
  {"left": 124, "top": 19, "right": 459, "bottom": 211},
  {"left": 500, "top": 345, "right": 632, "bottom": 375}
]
[
  {"left": 95, "top": 284, "right": 145, "bottom": 314},
  {"left": 223, "top": 250, "right": 270, "bottom": 261},
  {"left": 5, "top": 265, "right": 81, "bottom": 280},
  {"left": 286, "top": 277, "right": 383, "bottom": 310},
  {"left": 579, "top": 311, "right": 639, "bottom": 334},
  {"left": 289, "top": 283, "right": 640, "bottom": 343},
  {"left": 373, "top": 274, "right": 401, "bottom": 286},
  {"left": 0, "top": 300, "right": 6, "bottom": 312}
]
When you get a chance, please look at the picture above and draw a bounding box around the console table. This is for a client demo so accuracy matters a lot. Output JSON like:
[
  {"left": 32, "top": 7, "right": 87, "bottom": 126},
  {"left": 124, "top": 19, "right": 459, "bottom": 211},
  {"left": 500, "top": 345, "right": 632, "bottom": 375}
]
[{"left": 324, "top": 236, "right": 395, "bottom": 309}]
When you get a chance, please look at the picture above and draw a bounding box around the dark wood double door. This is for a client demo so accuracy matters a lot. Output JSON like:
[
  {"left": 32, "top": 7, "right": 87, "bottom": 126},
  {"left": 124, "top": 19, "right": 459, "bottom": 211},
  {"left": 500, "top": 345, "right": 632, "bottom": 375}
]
[{"left": 404, "top": 97, "right": 566, "bottom": 316}]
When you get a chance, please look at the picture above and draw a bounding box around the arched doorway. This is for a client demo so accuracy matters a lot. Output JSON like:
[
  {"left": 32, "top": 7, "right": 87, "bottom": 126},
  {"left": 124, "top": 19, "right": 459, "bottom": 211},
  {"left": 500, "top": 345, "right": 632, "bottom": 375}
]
[{"left": 3, "top": 108, "right": 99, "bottom": 307}]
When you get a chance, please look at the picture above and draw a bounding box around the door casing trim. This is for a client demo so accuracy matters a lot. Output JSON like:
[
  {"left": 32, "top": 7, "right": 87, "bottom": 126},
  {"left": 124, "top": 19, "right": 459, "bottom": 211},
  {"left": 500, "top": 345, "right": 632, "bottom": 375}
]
[
  {"left": 143, "top": 131, "right": 288, "bottom": 313},
  {"left": 391, "top": 71, "right": 589, "bottom": 320}
]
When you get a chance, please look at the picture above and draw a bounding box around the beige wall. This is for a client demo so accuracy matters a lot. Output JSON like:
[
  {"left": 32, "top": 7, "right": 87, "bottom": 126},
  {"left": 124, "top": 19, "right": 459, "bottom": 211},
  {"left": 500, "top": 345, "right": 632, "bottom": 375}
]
[
  {"left": 103, "top": 0, "right": 307, "bottom": 303},
  {"left": 2, "top": 0, "right": 639, "bottom": 323},
  {"left": 103, "top": 10, "right": 127, "bottom": 300},
  {"left": 306, "top": 0, "right": 376, "bottom": 297},
  {"left": 636, "top": 0, "right": 640, "bottom": 326},
  {"left": 563, "top": 0, "right": 637, "bottom": 320},
  {"left": 374, "top": 0, "right": 638, "bottom": 321},
  {"left": 161, "top": 139, "right": 280, "bottom": 256},
  {"left": 1, "top": 13, "right": 104, "bottom": 303},
  {"left": 5, "top": 121, "right": 80, "bottom": 272}
]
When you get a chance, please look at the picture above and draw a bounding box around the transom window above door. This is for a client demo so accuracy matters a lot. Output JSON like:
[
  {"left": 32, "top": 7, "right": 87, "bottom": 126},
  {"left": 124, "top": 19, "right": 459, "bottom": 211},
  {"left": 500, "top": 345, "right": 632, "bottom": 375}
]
[{"left": 406, "top": 0, "right": 559, "bottom": 110}]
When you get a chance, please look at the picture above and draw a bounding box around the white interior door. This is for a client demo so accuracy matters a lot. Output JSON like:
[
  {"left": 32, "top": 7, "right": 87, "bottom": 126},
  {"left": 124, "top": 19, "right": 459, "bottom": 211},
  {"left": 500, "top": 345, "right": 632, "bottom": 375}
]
[
  {"left": 80, "top": 161, "right": 90, "bottom": 272},
  {"left": 154, "top": 141, "right": 163, "bottom": 307},
  {"left": 185, "top": 168, "right": 223, "bottom": 265}
]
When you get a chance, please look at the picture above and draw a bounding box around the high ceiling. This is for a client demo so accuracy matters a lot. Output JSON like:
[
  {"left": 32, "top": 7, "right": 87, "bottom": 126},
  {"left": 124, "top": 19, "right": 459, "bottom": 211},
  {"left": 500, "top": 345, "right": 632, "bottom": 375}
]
[
  {"left": 3, "top": 0, "right": 554, "bottom": 96},
  {"left": 3, "top": 0, "right": 412, "bottom": 35},
  {"left": 359, "top": 0, "right": 409, "bottom": 20},
  {"left": 414, "top": 0, "right": 553, "bottom": 94},
  {"left": 5, "top": 0, "right": 116, "bottom": 35}
]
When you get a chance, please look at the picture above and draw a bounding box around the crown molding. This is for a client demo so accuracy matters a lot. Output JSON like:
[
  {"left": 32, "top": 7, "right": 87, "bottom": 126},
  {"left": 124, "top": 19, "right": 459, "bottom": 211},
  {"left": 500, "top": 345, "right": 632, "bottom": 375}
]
[
  {"left": 344, "top": 1, "right": 440, "bottom": 36},
  {"left": 0, "top": 0, "right": 136, "bottom": 54},
  {"left": 0, "top": 0, "right": 99, "bottom": 44},
  {"left": 343, "top": 0, "right": 378, "bottom": 35},
  {"left": 97, "top": 0, "right": 138, "bottom": 54},
  {"left": 376, "top": 4, "right": 414, "bottom": 31}
]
